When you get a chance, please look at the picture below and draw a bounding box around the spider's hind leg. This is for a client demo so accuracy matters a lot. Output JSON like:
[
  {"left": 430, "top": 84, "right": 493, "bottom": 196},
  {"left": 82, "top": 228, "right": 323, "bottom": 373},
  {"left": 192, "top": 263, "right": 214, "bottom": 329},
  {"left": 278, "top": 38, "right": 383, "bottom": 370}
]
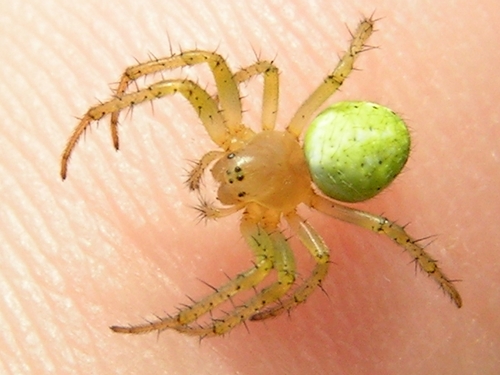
[
  {"left": 286, "top": 16, "right": 375, "bottom": 137},
  {"left": 310, "top": 194, "right": 462, "bottom": 308}
]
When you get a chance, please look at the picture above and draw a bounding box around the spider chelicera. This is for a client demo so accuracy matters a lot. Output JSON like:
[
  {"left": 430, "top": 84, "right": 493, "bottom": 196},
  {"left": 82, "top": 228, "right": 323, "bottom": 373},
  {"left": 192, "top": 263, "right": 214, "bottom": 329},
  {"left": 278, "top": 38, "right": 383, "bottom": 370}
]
[{"left": 60, "top": 17, "right": 461, "bottom": 337}]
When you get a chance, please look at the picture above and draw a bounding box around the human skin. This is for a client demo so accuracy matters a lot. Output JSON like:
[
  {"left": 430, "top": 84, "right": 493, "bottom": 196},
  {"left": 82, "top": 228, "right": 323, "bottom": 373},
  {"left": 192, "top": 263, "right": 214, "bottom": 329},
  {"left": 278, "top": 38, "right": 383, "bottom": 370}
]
[{"left": 1, "top": 0, "right": 499, "bottom": 374}]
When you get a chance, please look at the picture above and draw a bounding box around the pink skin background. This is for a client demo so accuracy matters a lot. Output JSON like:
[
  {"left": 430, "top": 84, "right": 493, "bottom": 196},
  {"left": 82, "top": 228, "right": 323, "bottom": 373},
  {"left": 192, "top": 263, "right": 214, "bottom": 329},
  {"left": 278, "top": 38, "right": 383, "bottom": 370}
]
[{"left": 1, "top": 0, "right": 499, "bottom": 374}]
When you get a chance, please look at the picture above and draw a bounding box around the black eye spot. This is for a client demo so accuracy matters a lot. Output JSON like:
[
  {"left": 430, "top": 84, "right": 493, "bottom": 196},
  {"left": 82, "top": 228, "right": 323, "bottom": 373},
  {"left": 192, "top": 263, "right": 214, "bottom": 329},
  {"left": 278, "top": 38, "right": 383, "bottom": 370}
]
[
  {"left": 237, "top": 175, "right": 244, "bottom": 181},
  {"left": 238, "top": 191, "right": 246, "bottom": 197},
  {"left": 228, "top": 153, "right": 235, "bottom": 159},
  {"left": 234, "top": 166, "right": 241, "bottom": 173}
]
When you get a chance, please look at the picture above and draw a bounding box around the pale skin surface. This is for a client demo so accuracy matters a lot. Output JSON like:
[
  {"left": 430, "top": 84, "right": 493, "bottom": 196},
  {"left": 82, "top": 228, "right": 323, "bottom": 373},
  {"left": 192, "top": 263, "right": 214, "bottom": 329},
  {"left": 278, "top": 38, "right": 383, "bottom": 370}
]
[{"left": 1, "top": 0, "right": 500, "bottom": 374}]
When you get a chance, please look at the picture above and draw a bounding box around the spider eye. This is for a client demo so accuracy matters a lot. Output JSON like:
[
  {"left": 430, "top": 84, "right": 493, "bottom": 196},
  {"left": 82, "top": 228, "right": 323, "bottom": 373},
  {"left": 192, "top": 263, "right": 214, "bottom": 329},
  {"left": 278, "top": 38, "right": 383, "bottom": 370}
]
[{"left": 304, "top": 101, "right": 411, "bottom": 202}]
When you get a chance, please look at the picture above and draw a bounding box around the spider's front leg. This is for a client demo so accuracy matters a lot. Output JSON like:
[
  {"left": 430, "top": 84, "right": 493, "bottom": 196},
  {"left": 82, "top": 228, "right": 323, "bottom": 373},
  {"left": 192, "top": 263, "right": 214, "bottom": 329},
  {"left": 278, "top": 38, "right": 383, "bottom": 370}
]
[
  {"left": 251, "top": 210, "right": 331, "bottom": 321},
  {"left": 111, "top": 204, "right": 298, "bottom": 336},
  {"left": 61, "top": 79, "right": 225, "bottom": 179},
  {"left": 110, "top": 207, "right": 276, "bottom": 335},
  {"left": 108, "top": 51, "right": 245, "bottom": 150},
  {"left": 174, "top": 226, "right": 297, "bottom": 336}
]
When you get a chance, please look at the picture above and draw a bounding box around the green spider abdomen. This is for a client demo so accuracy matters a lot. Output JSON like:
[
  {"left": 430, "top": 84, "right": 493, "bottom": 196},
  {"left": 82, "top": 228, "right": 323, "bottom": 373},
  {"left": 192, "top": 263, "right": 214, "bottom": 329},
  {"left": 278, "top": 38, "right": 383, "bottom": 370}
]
[{"left": 304, "top": 101, "right": 410, "bottom": 203}]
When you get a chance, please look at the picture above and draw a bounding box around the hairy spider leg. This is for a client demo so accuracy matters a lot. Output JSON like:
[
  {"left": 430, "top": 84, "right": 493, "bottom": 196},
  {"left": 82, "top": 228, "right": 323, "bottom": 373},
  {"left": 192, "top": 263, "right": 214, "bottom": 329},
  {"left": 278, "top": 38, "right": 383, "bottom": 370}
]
[
  {"left": 286, "top": 17, "right": 374, "bottom": 137},
  {"left": 109, "top": 51, "right": 245, "bottom": 149},
  {"left": 232, "top": 60, "right": 280, "bottom": 131},
  {"left": 174, "top": 229, "right": 296, "bottom": 336},
  {"left": 310, "top": 194, "right": 462, "bottom": 308},
  {"left": 61, "top": 79, "right": 226, "bottom": 179},
  {"left": 110, "top": 203, "right": 296, "bottom": 336},
  {"left": 186, "top": 60, "right": 280, "bottom": 190},
  {"left": 249, "top": 17, "right": 375, "bottom": 320},
  {"left": 251, "top": 210, "right": 331, "bottom": 321}
]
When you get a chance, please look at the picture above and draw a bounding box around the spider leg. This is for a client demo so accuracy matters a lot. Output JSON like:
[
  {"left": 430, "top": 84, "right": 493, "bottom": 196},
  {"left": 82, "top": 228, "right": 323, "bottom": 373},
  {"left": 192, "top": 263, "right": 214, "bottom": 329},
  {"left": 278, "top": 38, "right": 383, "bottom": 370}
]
[
  {"left": 232, "top": 60, "right": 279, "bottom": 131},
  {"left": 286, "top": 16, "right": 374, "bottom": 137},
  {"left": 171, "top": 229, "right": 296, "bottom": 336},
  {"left": 185, "top": 60, "right": 281, "bottom": 189},
  {"left": 110, "top": 51, "right": 247, "bottom": 149},
  {"left": 310, "top": 194, "right": 463, "bottom": 308},
  {"left": 61, "top": 79, "right": 226, "bottom": 179},
  {"left": 110, "top": 209, "right": 278, "bottom": 335},
  {"left": 251, "top": 210, "right": 330, "bottom": 321}
]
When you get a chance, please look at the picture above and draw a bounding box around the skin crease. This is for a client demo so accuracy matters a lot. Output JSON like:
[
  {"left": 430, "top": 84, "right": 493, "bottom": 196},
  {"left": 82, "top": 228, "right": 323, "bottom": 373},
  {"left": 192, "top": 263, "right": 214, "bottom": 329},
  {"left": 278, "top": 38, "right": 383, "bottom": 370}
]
[{"left": 1, "top": 0, "right": 499, "bottom": 373}]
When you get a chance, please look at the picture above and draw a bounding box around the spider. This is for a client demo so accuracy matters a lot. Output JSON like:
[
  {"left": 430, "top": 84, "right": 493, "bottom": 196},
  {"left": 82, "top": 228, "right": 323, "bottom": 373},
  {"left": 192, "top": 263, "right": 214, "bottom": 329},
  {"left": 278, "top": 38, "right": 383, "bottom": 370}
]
[{"left": 60, "top": 16, "right": 462, "bottom": 337}]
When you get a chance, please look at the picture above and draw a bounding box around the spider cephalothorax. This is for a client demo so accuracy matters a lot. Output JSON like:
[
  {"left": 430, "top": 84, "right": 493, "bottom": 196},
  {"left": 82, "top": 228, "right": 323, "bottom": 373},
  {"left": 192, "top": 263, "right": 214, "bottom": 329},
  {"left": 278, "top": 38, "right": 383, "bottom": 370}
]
[{"left": 61, "top": 17, "right": 461, "bottom": 337}]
